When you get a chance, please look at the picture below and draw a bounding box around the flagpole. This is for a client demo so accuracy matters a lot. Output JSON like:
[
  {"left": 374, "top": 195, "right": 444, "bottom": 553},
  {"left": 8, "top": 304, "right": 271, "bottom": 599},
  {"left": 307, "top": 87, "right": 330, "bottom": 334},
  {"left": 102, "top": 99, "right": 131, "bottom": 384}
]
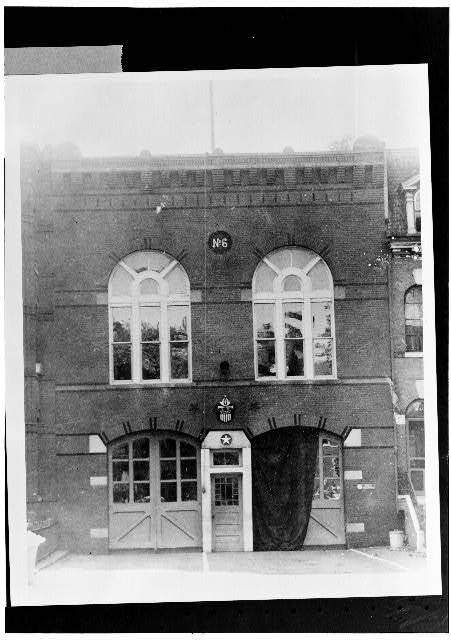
[{"left": 209, "top": 80, "right": 215, "bottom": 154}]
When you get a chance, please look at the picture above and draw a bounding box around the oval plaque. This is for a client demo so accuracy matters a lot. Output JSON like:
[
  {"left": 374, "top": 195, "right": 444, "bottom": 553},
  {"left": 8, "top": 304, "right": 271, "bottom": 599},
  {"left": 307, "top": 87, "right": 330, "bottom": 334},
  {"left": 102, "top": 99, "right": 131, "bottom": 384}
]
[{"left": 208, "top": 231, "right": 232, "bottom": 254}]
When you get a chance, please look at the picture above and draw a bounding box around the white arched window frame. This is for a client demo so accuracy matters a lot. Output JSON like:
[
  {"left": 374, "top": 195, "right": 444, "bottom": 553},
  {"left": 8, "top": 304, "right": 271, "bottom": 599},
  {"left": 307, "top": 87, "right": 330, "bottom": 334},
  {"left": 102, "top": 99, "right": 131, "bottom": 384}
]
[
  {"left": 109, "top": 251, "right": 192, "bottom": 384},
  {"left": 252, "top": 247, "right": 337, "bottom": 380}
]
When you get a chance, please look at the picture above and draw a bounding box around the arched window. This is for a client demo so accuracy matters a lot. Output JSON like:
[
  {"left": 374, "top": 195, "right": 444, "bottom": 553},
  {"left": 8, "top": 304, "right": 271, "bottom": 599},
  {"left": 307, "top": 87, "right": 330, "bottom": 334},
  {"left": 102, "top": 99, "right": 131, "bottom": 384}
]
[
  {"left": 406, "top": 399, "right": 424, "bottom": 494},
  {"left": 109, "top": 251, "right": 191, "bottom": 383},
  {"left": 252, "top": 246, "right": 336, "bottom": 379},
  {"left": 405, "top": 285, "right": 423, "bottom": 353}
]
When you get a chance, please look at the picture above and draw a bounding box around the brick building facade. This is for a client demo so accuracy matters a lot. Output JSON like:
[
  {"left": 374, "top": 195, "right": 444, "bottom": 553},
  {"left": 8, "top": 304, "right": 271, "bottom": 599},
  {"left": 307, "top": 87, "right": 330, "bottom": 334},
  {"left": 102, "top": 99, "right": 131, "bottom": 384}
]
[{"left": 22, "top": 142, "right": 420, "bottom": 555}]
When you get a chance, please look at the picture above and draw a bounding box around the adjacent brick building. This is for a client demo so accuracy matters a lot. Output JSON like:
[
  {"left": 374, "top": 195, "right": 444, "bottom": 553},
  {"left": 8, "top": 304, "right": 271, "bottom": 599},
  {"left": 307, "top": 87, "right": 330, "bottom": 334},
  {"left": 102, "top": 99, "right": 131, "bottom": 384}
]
[
  {"left": 386, "top": 149, "right": 425, "bottom": 545},
  {"left": 22, "top": 140, "right": 421, "bottom": 555}
]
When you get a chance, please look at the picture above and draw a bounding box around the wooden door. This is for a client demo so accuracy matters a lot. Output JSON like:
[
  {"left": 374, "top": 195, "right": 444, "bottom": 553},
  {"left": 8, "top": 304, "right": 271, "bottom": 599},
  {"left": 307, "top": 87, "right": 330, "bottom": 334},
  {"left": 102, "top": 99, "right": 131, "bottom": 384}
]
[
  {"left": 211, "top": 475, "right": 243, "bottom": 551},
  {"left": 304, "top": 435, "right": 345, "bottom": 546},
  {"left": 109, "top": 433, "right": 201, "bottom": 550},
  {"left": 157, "top": 437, "right": 201, "bottom": 549}
]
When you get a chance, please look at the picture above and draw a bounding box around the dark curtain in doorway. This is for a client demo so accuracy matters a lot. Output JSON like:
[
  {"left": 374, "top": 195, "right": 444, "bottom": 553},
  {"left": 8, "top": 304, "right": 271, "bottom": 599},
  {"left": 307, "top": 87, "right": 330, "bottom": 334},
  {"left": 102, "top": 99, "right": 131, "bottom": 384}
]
[{"left": 252, "top": 427, "right": 319, "bottom": 551}]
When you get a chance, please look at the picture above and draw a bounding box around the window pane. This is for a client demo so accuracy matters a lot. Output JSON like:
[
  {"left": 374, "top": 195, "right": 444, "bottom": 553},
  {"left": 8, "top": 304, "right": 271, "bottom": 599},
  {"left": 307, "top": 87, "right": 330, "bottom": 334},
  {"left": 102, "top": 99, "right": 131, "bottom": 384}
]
[
  {"left": 133, "top": 460, "right": 149, "bottom": 481},
  {"left": 284, "top": 303, "right": 303, "bottom": 338},
  {"left": 267, "top": 248, "right": 291, "bottom": 271},
  {"left": 283, "top": 275, "right": 302, "bottom": 292},
  {"left": 285, "top": 339, "right": 304, "bottom": 376},
  {"left": 323, "top": 455, "right": 340, "bottom": 478},
  {"left": 255, "top": 304, "right": 275, "bottom": 338},
  {"left": 111, "top": 267, "right": 133, "bottom": 296},
  {"left": 323, "top": 478, "right": 341, "bottom": 500},
  {"left": 113, "top": 344, "right": 131, "bottom": 380},
  {"left": 161, "top": 482, "right": 177, "bottom": 502},
  {"left": 414, "top": 190, "right": 421, "bottom": 211},
  {"left": 123, "top": 250, "right": 171, "bottom": 274},
  {"left": 214, "top": 476, "right": 239, "bottom": 506},
  {"left": 133, "top": 438, "right": 149, "bottom": 459},
  {"left": 141, "top": 307, "right": 160, "bottom": 341},
  {"left": 181, "top": 481, "right": 198, "bottom": 501},
  {"left": 408, "top": 421, "right": 425, "bottom": 458},
  {"left": 160, "top": 460, "right": 177, "bottom": 480},
  {"left": 212, "top": 450, "right": 240, "bottom": 466},
  {"left": 170, "top": 343, "right": 189, "bottom": 379},
  {"left": 309, "top": 260, "right": 331, "bottom": 292},
  {"left": 405, "top": 303, "right": 422, "bottom": 321},
  {"left": 113, "top": 461, "right": 129, "bottom": 482},
  {"left": 160, "top": 438, "right": 176, "bottom": 458},
  {"left": 313, "top": 476, "right": 320, "bottom": 499},
  {"left": 322, "top": 441, "right": 339, "bottom": 457},
  {"left": 406, "top": 323, "right": 423, "bottom": 352},
  {"left": 112, "top": 308, "right": 131, "bottom": 342},
  {"left": 133, "top": 483, "right": 150, "bottom": 503},
  {"left": 142, "top": 343, "right": 160, "bottom": 380},
  {"left": 405, "top": 286, "right": 422, "bottom": 305},
  {"left": 290, "top": 248, "right": 317, "bottom": 270},
  {"left": 112, "top": 442, "right": 128, "bottom": 459},
  {"left": 257, "top": 340, "right": 276, "bottom": 377},
  {"left": 180, "top": 458, "right": 197, "bottom": 479},
  {"left": 140, "top": 279, "right": 159, "bottom": 296},
  {"left": 113, "top": 484, "right": 129, "bottom": 503},
  {"left": 166, "top": 265, "right": 189, "bottom": 295},
  {"left": 406, "top": 400, "right": 424, "bottom": 418},
  {"left": 312, "top": 302, "right": 332, "bottom": 337},
  {"left": 410, "top": 469, "right": 424, "bottom": 492},
  {"left": 180, "top": 442, "right": 196, "bottom": 457},
  {"left": 169, "top": 306, "right": 188, "bottom": 340},
  {"left": 254, "top": 262, "right": 276, "bottom": 293},
  {"left": 313, "top": 338, "right": 333, "bottom": 375}
]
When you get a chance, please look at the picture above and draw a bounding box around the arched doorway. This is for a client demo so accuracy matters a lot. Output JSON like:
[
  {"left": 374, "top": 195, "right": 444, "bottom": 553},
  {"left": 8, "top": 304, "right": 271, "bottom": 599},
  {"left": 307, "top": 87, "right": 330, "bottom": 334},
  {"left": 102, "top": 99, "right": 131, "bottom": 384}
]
[
  {"left": 251, "top": 427, "right": 345, "bottom": 550},
  {"left": 108, "top": 432, "right": 201, "bottom": 550}
]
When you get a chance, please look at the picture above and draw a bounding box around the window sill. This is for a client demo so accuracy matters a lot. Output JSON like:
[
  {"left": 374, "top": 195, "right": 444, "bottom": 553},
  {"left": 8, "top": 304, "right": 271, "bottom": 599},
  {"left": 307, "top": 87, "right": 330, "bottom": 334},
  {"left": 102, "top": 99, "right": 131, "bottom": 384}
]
[
  {"left": 404, "top": 352, "right": 423, "bottom": 358},
  {"left": 110, "top": 380, "right": 193, "bottom": 388},
  {"left": 255, "top": 376, "right": 337, "bottom": 383}
]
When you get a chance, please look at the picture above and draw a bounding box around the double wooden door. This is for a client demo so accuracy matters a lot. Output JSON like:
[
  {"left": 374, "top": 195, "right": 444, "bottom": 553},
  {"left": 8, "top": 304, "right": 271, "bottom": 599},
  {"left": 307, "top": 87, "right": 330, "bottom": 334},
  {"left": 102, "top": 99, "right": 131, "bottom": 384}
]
[{"left": 108, "top": 433, "right": 201, "bottom": 550}]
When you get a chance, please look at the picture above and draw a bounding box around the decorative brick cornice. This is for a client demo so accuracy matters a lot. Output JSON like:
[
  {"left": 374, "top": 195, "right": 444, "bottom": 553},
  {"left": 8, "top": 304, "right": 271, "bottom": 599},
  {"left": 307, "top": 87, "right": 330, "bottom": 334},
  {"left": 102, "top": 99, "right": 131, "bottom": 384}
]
[
  {"left": 51, "top": 187, "right": 384, "bottom": 212},
  {"left": 50, "top": 161, "right": 384, "bottom": 195}
]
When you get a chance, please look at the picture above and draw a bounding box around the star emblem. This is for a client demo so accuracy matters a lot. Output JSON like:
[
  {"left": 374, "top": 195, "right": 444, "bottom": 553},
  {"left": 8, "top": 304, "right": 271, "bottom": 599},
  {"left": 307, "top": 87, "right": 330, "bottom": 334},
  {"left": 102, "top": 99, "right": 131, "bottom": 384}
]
[{"left": 220, "top": 433, "right": 232, "bottom": 446}]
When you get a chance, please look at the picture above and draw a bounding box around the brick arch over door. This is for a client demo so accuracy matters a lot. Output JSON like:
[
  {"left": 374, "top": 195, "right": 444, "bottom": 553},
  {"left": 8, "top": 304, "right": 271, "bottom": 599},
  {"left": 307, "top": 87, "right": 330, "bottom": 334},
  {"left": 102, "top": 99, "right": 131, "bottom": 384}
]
[{"left": 251, "top": 426, "right": 345, "bottom": 550}]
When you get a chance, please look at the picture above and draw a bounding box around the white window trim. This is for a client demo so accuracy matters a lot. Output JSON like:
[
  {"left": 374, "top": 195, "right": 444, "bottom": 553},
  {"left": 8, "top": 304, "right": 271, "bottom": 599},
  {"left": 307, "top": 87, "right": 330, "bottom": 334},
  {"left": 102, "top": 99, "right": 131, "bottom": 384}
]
[
  {"left": 109, "top": 255, "right": 192, "bottom": 385},
  {"left": 252, "top": 250, "right": 337, "bottom": 381},
  {"left": 404, "top": 351, "right": 423, "bottom": 358}
]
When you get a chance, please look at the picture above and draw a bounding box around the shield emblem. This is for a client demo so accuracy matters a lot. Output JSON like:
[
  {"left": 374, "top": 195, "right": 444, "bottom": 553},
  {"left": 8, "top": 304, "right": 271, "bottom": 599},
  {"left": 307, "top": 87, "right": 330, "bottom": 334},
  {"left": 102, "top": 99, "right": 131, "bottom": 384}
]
[{"left": 216, "top": 395, "right": 235, "bottom": 423}]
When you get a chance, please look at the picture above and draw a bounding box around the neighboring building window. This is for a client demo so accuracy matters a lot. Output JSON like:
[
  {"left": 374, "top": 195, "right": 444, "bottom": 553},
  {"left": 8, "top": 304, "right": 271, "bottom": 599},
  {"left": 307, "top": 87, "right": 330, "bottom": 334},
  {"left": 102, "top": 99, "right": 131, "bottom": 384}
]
[
  {"left": 414, "top": 189, "right": 421, "bottom": 232},
  {"left": 405, "top": 285, "right": 423, "bottom": 353},
  {"left": 406, "top": 399, "right": 425, "bottom": 494},
  {"left": 252, "top": 246, "right": 336, "bottom": 379},
  {"left": 109, "top": 251, "right": 191, "bottom": 383}
]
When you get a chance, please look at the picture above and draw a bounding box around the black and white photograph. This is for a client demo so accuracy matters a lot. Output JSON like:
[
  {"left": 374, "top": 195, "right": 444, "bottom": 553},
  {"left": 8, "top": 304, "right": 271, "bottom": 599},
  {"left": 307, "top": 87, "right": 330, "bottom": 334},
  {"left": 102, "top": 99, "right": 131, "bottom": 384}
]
[{"left": 3, "top": 7, "right": 447, "bottom": 632}]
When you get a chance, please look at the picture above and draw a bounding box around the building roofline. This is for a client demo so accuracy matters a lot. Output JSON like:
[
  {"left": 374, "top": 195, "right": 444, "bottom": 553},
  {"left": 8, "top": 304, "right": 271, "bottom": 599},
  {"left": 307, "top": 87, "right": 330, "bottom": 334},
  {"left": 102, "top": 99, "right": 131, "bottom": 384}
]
[{"left": 47, "top": 149, "right": 387, "bottom": 173}]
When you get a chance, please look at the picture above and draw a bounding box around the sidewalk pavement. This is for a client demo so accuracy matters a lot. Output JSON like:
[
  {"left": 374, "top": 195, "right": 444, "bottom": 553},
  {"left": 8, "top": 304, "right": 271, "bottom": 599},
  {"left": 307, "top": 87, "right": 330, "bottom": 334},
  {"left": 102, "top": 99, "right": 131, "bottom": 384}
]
[
  {"left": 19, "top": 547, "right": 429, "bottom": 606},
  {"left": 38, "top": 546, "right": 426, "bottom": 575}
]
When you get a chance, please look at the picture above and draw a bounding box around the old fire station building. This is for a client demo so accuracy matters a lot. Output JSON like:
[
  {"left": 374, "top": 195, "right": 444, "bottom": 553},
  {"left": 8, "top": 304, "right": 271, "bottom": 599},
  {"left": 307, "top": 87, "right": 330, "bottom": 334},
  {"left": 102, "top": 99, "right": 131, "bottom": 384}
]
[{"left": 22, "top": 140, "right": 423, "bottom": 556}]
